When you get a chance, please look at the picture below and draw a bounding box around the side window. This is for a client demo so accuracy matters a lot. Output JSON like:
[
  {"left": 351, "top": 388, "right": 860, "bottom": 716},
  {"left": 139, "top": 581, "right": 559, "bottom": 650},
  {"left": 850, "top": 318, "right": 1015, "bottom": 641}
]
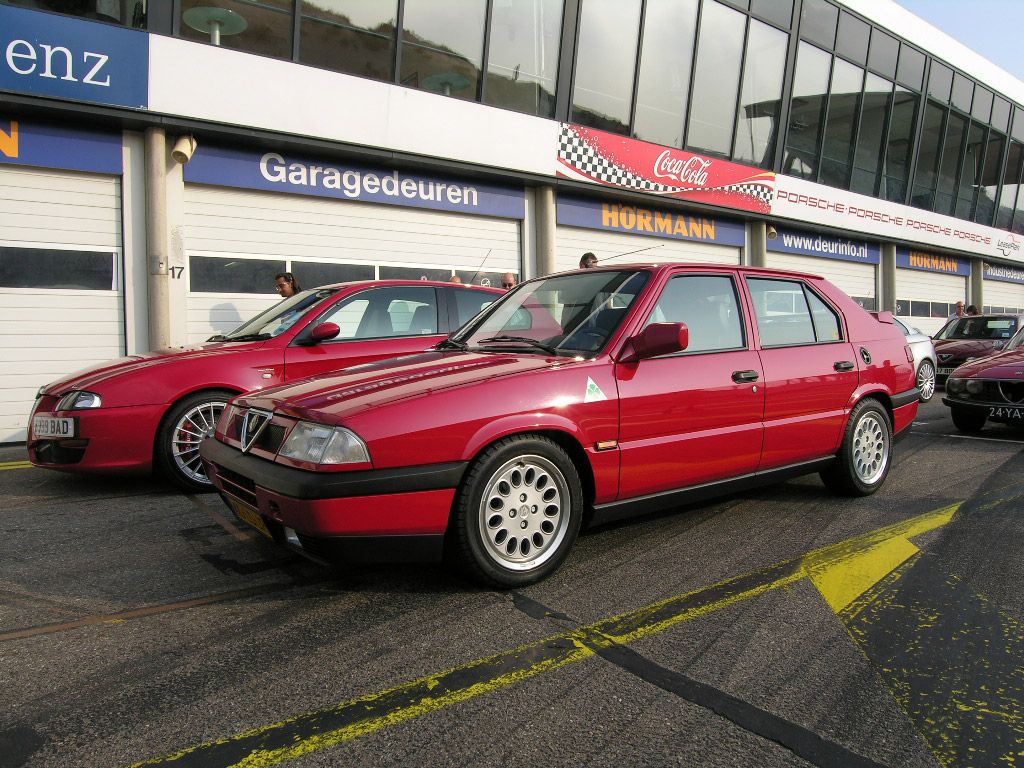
[
  {"left": 748, "top": 278, "right": 842, "bottom": 346},
  {"left": 643, "top": 275, "right": 745, "bottom": 353},
  {"left": 453, "top": 288, "right": 497, "bottom": 328},
  {"left": 316, "top": 287, "right": 439, "bottom": 339}
]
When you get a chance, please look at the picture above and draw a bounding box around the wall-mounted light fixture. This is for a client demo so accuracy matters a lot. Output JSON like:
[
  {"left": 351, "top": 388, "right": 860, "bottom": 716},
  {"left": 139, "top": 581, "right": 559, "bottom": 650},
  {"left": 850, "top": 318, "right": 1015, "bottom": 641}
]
[
  {"left": 171, "top": 135, "right": 197, "bottom": 164},
  {"left": 766, "top": 224, "right": 778, "bottom": 240}
]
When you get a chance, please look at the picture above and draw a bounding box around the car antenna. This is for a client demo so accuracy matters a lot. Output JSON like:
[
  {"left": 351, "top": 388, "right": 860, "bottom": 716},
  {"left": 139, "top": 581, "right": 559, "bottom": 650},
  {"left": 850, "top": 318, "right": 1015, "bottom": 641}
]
[
  {"left": 470, "top": 249, "right": 493, "bottom": 286},
  {"left": 600, "top": 244, "right": 665, "bottom": 263}
]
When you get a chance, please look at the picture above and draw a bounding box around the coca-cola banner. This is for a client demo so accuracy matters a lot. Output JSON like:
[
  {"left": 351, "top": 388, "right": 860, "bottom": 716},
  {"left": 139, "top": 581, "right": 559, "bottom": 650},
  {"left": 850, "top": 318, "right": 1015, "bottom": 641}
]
[{"left": 557, "top": 124, "right": 774, "bottom": 214}]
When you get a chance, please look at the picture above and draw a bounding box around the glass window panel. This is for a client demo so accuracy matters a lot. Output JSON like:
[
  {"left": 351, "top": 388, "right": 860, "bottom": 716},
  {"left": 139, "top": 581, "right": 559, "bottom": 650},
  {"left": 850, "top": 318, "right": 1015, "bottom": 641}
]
[
  {"left": 1014, "top": 107, "right": 1024, "bottom": 143},
  {"left": 928, "top": 61, "right": 953, "bottom": 103},
  {"left": 189, "top": 256, "right": 286, "bottom": 294},
  {"left": 896, "top": 45, "right": 924, "bottom": 90},
  {"left": 972, "top": 88, "right": 992, "bottom": 123},
  {"left": 751, "top": 0, "right": 791, "bottom": 28},
  {"left": 180, "top": 0, "right": 293, "bottom": 59},
  {"left": 882, "top": 86, "right": 917, "bottom": 203},
  {"left": 996, "top": 141, "right": 1023, "bottom": 230},
  {"left": 867, "top": 28, "right": 898, "bottom": 78},
  {"left": 992, "top": 97, "right": 1011, "bottom": 133},
  {"left": 484, "top": 0, "right": 564, "bottom": 118},
  {"left": 835, "top": 11, "right": 868, "bottom": 64},
  {"left": 910, "top": 300, "right": 929, "bottom": 318},
  {"left": 400, "top": 0, "right": 486, "bottom": 101},
  {"left": 974, "top": 132, "right": 1003, "bottom": 225},
  {"left": 747, "top": 278, "right": 816, "bottom": 346},
  {"left": 850, "top": 73, "right": 891, "bottom": 196},
  {"left": 299, "top": 1, "right": 397, "bottom": 81},
  {"left": 935, "top": 112, "right": 967, "bottom": 216},
  {"left": 291, "top": 260, "right": 375, "bottom": 287},
  {"left": 720, "top": 0, "right": 749, "bottom": 9},
  {"left": 1015, "top": 201, "right": 1024, "bottom": 235},
  {"left": 0, "top": 247, "right": 116, "bottom": 290},
  {"left": 800, "top": 0, "right": 837, "bottom": 49},
  {"left": 819, "top": 58, "right": 863, "bottom": 188},
  {"left": 685, "top": 0, "right": 746, "bottom": 156},
  {"left": 645, "top": 275, "right": 744, "bottom": 352},
  {"left": 951, "top": 73, "right": 973, "bottom": 113},
  {"left": 733, "top": 18, "right": 788, "bottom": 167},
  {"left": 783, "top": 42, "right": 831, "bottom": 179},
  {"left": 910, "top": 101, "right": 945, "bottom": 209},
  {"left": 570, "top": 0, "right": 642, "bottom": 134},
  {"left": 955, "top": 122, "right": 986, "bottom": 219},
  {"left": 633, "top": 0, "right": 699, "bottom": 148}
]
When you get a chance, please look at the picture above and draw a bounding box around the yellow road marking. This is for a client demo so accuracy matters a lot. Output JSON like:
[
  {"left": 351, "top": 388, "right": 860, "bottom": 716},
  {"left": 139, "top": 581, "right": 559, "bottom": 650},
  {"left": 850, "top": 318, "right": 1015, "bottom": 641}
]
[
  {"left": 130, "top": 503, "right": 960, "bottom": 768},
  {"left": 0, "top": 460, "right": 33, "bottom": 471}
]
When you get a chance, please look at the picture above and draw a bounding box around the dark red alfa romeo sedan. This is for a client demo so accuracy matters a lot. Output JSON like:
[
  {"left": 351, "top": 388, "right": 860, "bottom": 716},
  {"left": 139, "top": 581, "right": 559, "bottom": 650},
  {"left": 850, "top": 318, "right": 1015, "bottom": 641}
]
[
  {"left": 28, "top": 280, "right": 501, "bottom": 490},
  {"left": 201, "top": 264, "right": 920, "bottom": 587}
]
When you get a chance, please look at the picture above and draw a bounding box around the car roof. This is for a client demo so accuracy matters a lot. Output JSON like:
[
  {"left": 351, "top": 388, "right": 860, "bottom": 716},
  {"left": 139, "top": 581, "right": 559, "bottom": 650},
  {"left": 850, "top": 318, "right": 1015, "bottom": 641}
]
[{"left": 309, "top": 279, "right": 504, "bottom": 292}]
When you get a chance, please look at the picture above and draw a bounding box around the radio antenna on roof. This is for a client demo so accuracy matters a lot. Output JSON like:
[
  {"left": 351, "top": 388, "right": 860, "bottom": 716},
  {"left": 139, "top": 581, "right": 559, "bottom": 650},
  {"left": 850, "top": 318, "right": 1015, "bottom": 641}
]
[{"left": 601, "top": 243, "right": 665, "bottom": 263}]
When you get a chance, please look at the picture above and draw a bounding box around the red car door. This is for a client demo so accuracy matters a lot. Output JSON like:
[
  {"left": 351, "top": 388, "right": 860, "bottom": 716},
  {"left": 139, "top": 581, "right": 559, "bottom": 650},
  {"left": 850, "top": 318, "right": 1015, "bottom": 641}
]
[
  {"left": 745, "top": 276, "right": 859, "bottom": 470},
  {"left": 284, "top": 285, "right": 445, "bottom": 381},
  {"left": 616, "top": 273, "right": 765, "bottom": 498}
]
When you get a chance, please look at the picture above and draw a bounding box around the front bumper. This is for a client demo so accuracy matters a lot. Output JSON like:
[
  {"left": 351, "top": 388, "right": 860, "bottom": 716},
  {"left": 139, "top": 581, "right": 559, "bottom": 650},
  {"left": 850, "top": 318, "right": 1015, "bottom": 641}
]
[
  {"left": 27, "top": 402, "right": 164, "bottom": 474},
  {"left": 200, "top": 438, "right": 467, "bottom": 564},
  {"left": 942, "top": 396, "right": 1024, "bottom": 422}
]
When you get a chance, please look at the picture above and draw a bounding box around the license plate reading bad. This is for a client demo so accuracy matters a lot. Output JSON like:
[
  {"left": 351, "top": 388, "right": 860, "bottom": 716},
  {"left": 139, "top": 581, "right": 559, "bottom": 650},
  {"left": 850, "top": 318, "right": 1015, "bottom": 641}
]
[
  {"left": 32, "top": 416, "right": 75, "bottom": 438},
  {"left": 230, "top": 499, "right": 272, "bottom": 539}
]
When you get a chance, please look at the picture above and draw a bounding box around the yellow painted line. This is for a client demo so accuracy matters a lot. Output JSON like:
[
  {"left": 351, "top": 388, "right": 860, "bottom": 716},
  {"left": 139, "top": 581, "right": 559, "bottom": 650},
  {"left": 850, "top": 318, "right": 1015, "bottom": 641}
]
[
  {"left": 0, "top": 460, "right": 33, "bottom": 471},
  {"left": 129, "top": 503, "right": 960, "bottom": 768}
]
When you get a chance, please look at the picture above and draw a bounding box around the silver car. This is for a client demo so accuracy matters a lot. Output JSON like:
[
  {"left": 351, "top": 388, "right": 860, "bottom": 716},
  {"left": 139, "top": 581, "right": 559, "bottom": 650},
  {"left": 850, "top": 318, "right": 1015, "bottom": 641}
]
[{"left": 895, "top": 317, "right": 937, "bottom": 402}]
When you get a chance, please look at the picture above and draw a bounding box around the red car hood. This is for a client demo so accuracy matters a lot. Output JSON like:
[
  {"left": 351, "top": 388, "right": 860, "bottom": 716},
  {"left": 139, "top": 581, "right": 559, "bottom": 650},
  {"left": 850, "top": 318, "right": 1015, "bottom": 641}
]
[
  {"left": 238, "top": 351, "right": 571, "bottom": 423},
  {"left": 934, "top": 338, "right": 1006, "bottom": 360},
  {"left": 950, "top": 348, "right": 1024, "bottom": 378},
  {"left": 41, "top": 341, "right": 267, "bottom": 394}
]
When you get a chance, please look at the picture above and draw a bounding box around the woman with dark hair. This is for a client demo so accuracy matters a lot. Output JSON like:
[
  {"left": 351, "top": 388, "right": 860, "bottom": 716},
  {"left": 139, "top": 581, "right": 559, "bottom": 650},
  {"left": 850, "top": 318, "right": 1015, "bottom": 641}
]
[{"left": 274, "top": 272, "right": 301, "bottom": 297}]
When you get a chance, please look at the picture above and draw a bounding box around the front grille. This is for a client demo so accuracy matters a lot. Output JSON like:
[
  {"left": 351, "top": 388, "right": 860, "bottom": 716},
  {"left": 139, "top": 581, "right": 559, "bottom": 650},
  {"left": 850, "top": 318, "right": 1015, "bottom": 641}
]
[
  {"left": 32, "top": 440, "right": 86, "bottom": 465},
  {"left": 954, "top": 380, "right": 1024, "bottom": 404},
  {"left": 234, "top": 416, "right": 286, "bottom": 454},
  {"left": 214, "top": 463, "right": 258, "bottom": 507},
  {"left": 295, "top": 532, "right": 334, "bottom": 563}
]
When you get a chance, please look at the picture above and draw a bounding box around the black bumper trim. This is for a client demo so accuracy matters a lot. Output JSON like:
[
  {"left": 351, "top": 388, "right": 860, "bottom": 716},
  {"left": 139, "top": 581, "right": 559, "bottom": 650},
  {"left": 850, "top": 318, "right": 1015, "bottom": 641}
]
[
  {"left": 201, "top": 438, "right": 467, "bottom": 500},
  {"left": 890, "top": 387, "right": 921, "bottom": 410}
]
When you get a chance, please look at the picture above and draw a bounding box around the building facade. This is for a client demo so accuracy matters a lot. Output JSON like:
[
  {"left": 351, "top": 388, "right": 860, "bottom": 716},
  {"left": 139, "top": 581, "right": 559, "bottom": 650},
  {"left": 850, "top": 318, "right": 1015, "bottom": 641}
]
[{"left": 3, "top": 0, "right": 1024, "bottom": 442}]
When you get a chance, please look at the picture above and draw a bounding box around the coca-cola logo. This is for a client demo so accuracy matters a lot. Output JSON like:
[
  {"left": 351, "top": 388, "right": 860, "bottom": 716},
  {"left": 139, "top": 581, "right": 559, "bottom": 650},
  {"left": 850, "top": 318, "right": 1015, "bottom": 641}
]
[{"left": 654, "top": 150, "right": 713, "bottom": 186}]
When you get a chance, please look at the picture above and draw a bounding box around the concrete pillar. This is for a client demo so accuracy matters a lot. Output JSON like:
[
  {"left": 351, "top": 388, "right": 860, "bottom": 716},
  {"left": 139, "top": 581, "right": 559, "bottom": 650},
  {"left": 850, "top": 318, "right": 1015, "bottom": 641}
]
[
  {"left": 881, "top": 242, "right": 897, "bottom": 313},
  {"left": 970, "top": 256, "right": 985, "bottom": 311},
  {"left": 749, "top": 220, "right": 768, "bottom": 267},
  {"left": 535, "top": 185, "right": 557, "bottom": 277},
  {"left": 145, "top": 127, "right": 170, "bottom": 351}
]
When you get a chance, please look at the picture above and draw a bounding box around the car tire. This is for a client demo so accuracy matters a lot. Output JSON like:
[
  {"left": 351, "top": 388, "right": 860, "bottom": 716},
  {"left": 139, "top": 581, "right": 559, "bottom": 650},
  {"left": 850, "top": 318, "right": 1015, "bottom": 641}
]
[
  {"left": 155, "top": 390, "right": 235, "bottom": 493},
  {"left": 820, "top": 399, "right": 892, "bottom": 497},
  {"left": 916, "top": 359, "right": 936, "bottom": 402},
  {"left": 951, "top": 407, "right": 987, "bottom": 433},
  {"left": 451, "top": 434, "right": 583, "bottom": 588}
]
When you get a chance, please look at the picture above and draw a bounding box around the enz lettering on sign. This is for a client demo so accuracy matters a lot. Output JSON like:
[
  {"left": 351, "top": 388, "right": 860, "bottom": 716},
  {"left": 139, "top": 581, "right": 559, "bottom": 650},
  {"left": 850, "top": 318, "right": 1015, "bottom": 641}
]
[{"left": 6, "top": 40, "right": 110, "bottom": 86}]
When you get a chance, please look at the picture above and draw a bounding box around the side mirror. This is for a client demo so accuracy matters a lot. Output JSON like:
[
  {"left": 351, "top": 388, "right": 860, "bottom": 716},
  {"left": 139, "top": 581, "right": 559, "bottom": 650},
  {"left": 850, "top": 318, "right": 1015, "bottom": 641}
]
[
  {"left": 621, "top": 322, "right": 688, "bottom": 362},
  {"left": 309, "top": 322, "right": 340, "bottom": 343}
]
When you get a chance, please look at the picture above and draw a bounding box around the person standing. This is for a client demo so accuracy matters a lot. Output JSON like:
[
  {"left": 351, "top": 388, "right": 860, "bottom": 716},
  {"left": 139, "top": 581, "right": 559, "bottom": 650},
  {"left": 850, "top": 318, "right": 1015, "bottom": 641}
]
[
  {"left": 501, "top": 272, "right": 516, "bottom": 290},
  {"left": 579, "top": 252, "right": 598, "bottom": 269},
  {"left": 947, "top": 301, "right": 966, "bottom": 321},
  {"left": 966, "top": 304, "right": 980, "bottom": 316},
  {"left": 274, "top": 272, "right": 301, "bottom": 297}
]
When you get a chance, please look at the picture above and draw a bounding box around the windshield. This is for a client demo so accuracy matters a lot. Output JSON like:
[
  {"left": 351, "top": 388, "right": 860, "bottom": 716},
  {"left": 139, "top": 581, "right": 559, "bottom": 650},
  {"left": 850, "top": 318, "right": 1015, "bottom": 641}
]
[
  {"left": 452, "top": 270, "right": 651, "bottom": 356},
  {"left": 934, "top": 316, "right": 1019, "bottom": 341},
  {"left": 1004, "top": 327, "right": 1024, "bottom": 351},
  {"left": 215, "top": 288, "right": 337, "bottom": 341}
]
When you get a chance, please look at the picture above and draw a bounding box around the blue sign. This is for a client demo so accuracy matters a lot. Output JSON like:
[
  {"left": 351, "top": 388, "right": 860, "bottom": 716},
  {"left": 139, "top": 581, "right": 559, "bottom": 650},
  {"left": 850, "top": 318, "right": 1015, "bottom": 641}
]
[
  {"left": 767, "top": 226, "right": 880, "bottom": 264},
  {"left": 557, "top": 196, "right": 746, "bottom": 247},
  {"left": 984, "top": 262, "right": 1024, "bottom": 284},
  {"left": 896, "top": 248, "right": 971, "bottom": 275},
  {"left": 0, "top": 4, "right": 148, "bottom": 109},
  {"left": 0, "top": 117, "right": 122, "bottom": 174},
  {"left": 185, "top": 145, "right": 526, "bottom": 219}
]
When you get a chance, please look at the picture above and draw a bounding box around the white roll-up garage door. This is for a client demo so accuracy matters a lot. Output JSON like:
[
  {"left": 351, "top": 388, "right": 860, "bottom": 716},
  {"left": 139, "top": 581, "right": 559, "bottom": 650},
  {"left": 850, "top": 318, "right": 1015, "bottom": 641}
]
[
  {"left": 183, "top": 185, "right": 521, "bottom": 344},
  {"left": 983, "top": 279, "right": 1024, "bottom": 313},
  {"left": 895, "top": 268, "right": 967, "bottom": 335},
  {"left": 0, "top": 166, "right": 123, "bottom": 443},
  {"left": 554, "top": 225, "right": 740, "bottom": 274},
  {"left": 765, "top": 252, "right": 876, "bottom": 309}
]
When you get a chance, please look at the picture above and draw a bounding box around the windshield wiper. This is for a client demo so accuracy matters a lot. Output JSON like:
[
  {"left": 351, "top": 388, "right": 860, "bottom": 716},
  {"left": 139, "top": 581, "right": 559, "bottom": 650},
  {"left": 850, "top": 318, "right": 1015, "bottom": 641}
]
[
  {"left": 225, "top": 333, "right": 272, "bottom": 342},
  {"left": 437, "top": 338, "right": 468, "bottom": 351},
  {"left": 207, "top": 334, "right": 228, "bottom": 342},
  {"left": 476, "top": 335, "right": 560, "bottom": 355}
]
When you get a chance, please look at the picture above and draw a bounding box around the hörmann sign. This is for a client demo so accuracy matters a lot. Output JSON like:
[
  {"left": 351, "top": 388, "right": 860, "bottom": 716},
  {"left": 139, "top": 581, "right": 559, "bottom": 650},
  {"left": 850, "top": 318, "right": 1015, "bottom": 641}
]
[
  {"left": 0, "top": 116, "right": 122, "bottom": 174},
  {"left": 0, "top": 4, "right": 148, "bottom": 109},
  {"left": 896, "top": 248, "right": 970, "bottom": 276},
  {"left": 557, "top": 196, "right": 746, "bottom": 247}
]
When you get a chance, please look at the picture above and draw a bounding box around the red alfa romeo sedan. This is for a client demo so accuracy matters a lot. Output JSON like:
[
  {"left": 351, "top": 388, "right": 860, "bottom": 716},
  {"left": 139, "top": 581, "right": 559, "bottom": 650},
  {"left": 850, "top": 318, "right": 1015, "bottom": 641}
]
[
  {"left": 28, "top": 280, "right": 501, "bottom": 491},
  {"left": 201, "top": 264, "right": 920, "bottom": 587}
]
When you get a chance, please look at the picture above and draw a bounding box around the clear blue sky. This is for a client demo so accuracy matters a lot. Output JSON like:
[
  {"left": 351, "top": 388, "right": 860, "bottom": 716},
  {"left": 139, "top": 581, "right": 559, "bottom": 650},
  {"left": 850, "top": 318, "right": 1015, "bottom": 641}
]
[{"left": 895, "top": 0, "right": 1024, "bottom": 82}]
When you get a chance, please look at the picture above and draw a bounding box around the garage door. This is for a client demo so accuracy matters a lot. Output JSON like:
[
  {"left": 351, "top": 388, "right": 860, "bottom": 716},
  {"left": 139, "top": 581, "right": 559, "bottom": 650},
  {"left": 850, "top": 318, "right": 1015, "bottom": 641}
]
[
  {"left": 983, "top": 278, "right": 1024, "bottom": 313},
  {"left": 0, "top": 166, "right": 123, "bottom": 443},
  {"left": 554, "top": 225, "right": 740, "bottom": 274},
  {"left": 764, "top": 251, "right": 877, "bottom": 310},
  {"left": 896, "top": 268, "right": 967, "bottom": 335},
  {"left": 183, "top": 186, "right": 521, "bottom": 344}
]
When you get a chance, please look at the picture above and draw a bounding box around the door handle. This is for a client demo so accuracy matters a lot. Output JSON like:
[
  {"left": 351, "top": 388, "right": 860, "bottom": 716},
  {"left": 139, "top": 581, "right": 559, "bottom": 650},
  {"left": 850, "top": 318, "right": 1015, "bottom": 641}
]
[
  {"left": 834, "top": 361, "right": 855, "bottom": 372},
  {"left": 732, "top": 370, "right": 759, "bottom": 383}
]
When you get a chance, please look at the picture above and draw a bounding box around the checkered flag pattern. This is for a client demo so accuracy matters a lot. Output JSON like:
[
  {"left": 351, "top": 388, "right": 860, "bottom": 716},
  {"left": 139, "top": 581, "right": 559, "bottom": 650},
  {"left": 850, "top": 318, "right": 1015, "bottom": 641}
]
[{"left": 558, "top": 127, "right": 773, "bottom": 207}]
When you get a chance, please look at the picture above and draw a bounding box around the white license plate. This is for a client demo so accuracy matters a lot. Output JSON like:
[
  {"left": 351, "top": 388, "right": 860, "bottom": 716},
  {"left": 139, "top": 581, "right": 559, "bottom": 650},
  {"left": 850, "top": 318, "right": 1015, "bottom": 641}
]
[
  {"left": 937, "top": 367, "right": 956, "bottom": 375},
  {"left": 32, "top": 416, "right": 76, "bottom": 438},
  {"left": 989, "top": 406, "right": 1024, "bottom": 420}
]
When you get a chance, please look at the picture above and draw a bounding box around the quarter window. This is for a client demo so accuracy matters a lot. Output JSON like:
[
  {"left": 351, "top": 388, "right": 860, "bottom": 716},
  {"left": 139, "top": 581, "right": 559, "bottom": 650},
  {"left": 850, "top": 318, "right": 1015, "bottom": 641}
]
[
  {"left": 644, "top": 275, "right": 745, "bottom": 353},
  {"left": 747, "top": 278, "right": 842, "bottom": 346}
]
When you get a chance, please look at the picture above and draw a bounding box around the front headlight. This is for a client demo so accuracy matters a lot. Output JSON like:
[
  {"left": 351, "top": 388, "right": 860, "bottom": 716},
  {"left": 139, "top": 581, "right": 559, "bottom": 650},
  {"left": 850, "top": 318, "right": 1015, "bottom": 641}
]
[
  {"left": 56, "top": 390, "right": 102, "bottom": 410},
  {"left": 279, "top": 421, "right": 370, "bottom": 465},
  {"left": 966, "top": 379, "right": 983, "bottom": 394},
  {"left": 946, "top": 377, "right": 965, "bottom": 393}
]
